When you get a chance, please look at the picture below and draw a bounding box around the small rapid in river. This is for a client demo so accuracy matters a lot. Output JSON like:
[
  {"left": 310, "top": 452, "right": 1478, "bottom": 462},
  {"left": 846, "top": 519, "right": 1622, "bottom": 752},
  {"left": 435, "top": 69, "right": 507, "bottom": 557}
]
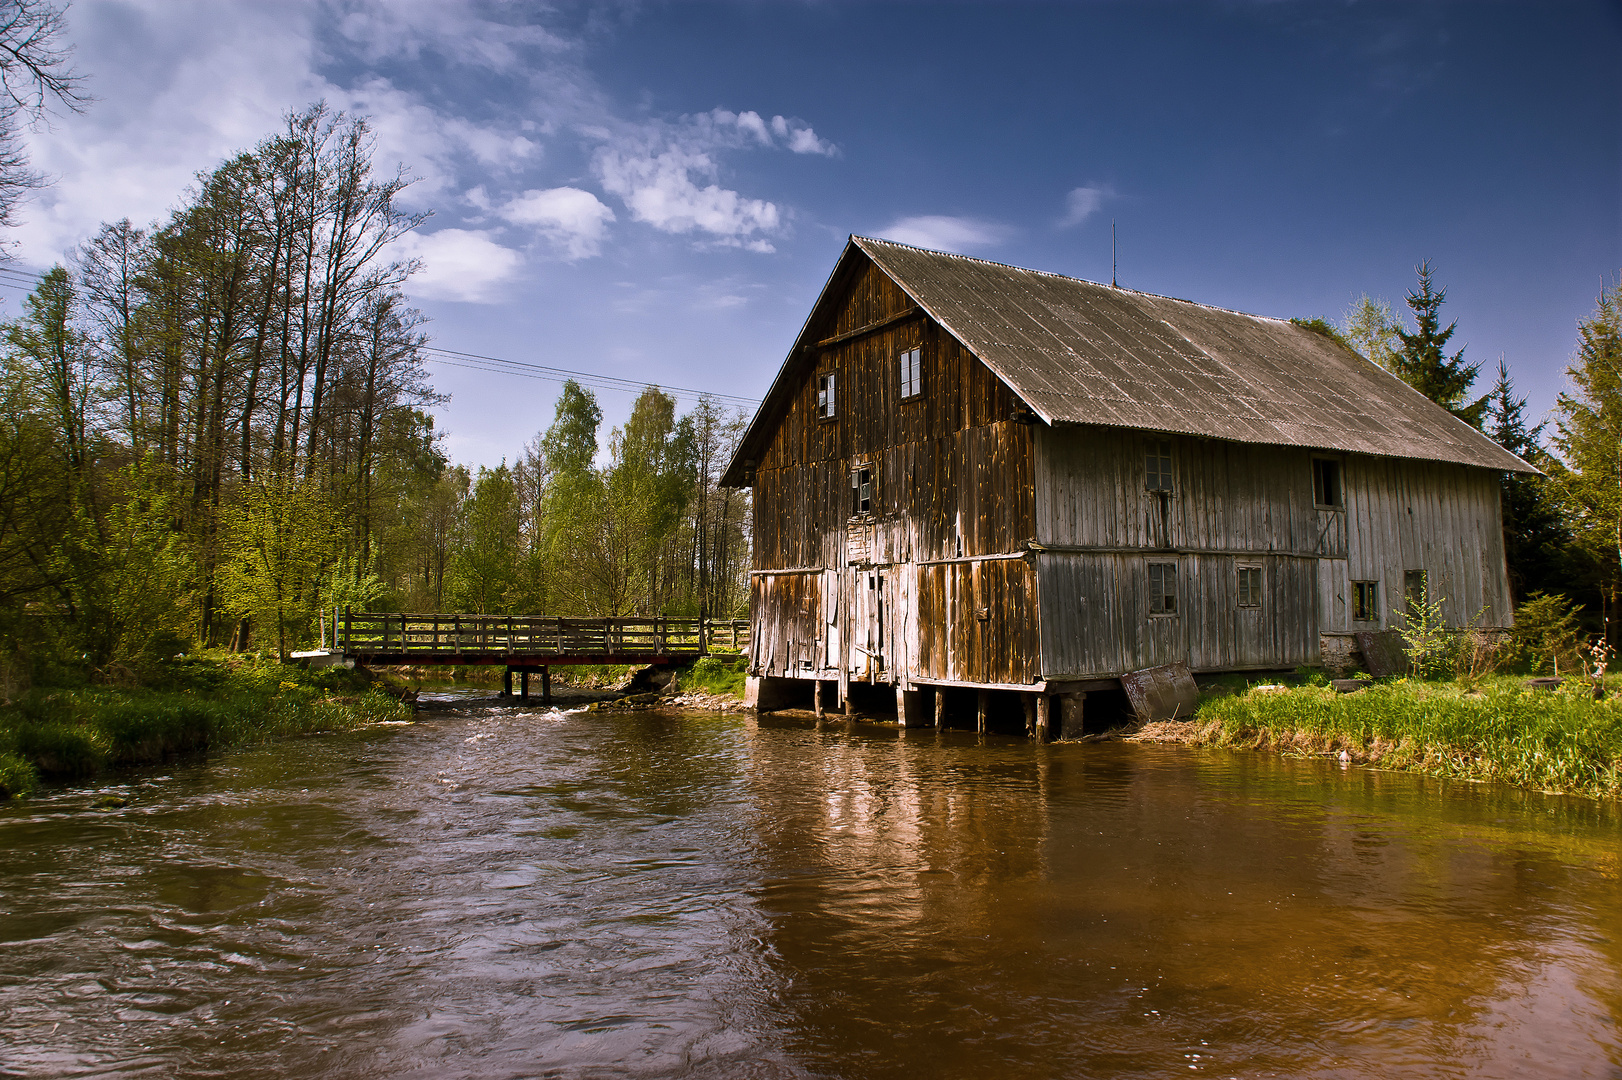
[{"left": 1, "top": 693, "right": 1618, "bottom": 1078}]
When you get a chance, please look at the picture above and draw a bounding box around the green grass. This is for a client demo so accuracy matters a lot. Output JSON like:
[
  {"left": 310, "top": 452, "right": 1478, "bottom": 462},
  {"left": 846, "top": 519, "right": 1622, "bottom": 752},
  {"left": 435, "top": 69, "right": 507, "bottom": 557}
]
[
  {"left": 0, "top": 654, "right": 411, "bottom": 798},
  {"left": 1189, "top": 674, "right": 1622, "bottom": 800},
  {"left": 680, "top": 655, "right": 748, "bottom": 698}
]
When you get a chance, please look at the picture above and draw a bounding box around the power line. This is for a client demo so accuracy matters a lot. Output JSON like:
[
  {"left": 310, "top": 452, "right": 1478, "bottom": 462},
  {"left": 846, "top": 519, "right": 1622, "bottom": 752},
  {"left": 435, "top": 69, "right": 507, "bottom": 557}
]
[{"left": 0, "top": 264, "right": 762, "bottom": 407}]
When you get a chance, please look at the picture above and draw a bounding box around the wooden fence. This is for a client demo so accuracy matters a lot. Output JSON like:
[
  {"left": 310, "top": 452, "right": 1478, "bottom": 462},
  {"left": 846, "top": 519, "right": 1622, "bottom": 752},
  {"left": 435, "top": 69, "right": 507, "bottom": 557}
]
[{"left": 336, "top": 612, "right": 749, "bottom": 663}]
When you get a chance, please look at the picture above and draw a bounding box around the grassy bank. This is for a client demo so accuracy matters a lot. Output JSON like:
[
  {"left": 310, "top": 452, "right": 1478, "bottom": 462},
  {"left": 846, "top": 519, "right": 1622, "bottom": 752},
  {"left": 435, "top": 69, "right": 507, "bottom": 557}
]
[
  {"left": 0, "top": 655, "right": 412, "bottom": 799},
  {"left": 1160, "top": 675, "right": 1622, "bottom": 800}
]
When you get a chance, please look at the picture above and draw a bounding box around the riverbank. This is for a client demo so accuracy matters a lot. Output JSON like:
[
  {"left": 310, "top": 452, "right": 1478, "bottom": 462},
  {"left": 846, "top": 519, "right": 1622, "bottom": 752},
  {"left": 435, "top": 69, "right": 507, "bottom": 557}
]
[
  {"left": 0, "top": 655, "right": 414, "bottom": 798},
  {"left": 1124, "top": 675, "right": 1622, "bottom": 801}
]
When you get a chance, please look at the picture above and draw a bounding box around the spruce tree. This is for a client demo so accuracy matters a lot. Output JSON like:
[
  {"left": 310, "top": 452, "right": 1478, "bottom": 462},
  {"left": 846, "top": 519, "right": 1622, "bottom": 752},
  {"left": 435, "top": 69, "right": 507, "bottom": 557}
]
[
  {"left": 1393, "top": 262, "right": 1486, "bottom": 427},
  {"left": 1485, "top": 357, "right": 1569, "bottom": 603}
]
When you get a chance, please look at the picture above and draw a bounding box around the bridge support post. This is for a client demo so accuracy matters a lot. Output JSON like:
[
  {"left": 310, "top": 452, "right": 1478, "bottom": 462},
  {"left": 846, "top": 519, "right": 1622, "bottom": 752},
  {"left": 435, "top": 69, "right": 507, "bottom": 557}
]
[
  {"left": 519, "top": 670, "right": 529, "bottom": 702},
  {"left": 503, "top": 667, "right": 513, "bottom": 699},
  {"left": 541, "top": 667, "right": 551, "bottom": 706}
]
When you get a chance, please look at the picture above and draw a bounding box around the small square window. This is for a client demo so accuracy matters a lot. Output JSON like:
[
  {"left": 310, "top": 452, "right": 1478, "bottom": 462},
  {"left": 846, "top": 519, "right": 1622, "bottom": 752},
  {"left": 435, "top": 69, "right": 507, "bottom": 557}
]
[
  {"left": 1146, "top": 440, "right": 1174, "bottom": 492},
  {"left": 817, "top": 373, "right": 836, "bottom": 419},
  {"left": 1353, "top": 581, "right": 1379, "bottom": 622},
  {"left": 850, "top": 464, "right": 873, "bottom": 515},
  {"left": 1238, "top": 566, "right": 1263, "bottom": 608},
  {"left": 1404, "top": 569, "right": 1427, "bottom": 612},
  {"left": 1313, "top": 457, "right": 1343, "bottom": 508},
  {"left": 1148, "top": 561, "right": 1177, "bottom": 615},
  {"left": 899, "top": 346, "right": 922, "bottom": 399}
]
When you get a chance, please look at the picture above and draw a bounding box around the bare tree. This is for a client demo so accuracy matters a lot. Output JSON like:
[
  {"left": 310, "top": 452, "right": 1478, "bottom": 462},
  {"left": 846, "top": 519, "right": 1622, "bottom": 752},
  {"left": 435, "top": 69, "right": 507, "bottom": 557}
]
[{"left": 0, "top": 0, "right": 89, "bottom": 229}]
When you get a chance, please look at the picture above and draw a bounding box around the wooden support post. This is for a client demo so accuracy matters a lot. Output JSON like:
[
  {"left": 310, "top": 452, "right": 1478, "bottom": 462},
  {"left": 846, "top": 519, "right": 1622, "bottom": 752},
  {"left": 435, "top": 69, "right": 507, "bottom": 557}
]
[
  {"left": 1035, "top": 694, "right": 1051, "bottom": 742},
  {"left": 1023, "top": 693, "right": 1037, "bottom": 738},
  {"left": 976, "top": 689, "right": 989, "bottom": 733},
  {"left": 814, "top": 679, "right": 824, "bottom": 718},
  {"left": 1060, "top": 692, "right": 1088, "bottom": 740},
  {"left": 503, "top": 666, "right": 513, "bottom": 698},
  {"left": 520, "top": 670, "right": 529, "bottom": 702},
  {"left": 934, "top": 687, "right": 946, "bottom": 729},
  {"left": 541, "top": 667, "right": 551, "bottom": 705}
]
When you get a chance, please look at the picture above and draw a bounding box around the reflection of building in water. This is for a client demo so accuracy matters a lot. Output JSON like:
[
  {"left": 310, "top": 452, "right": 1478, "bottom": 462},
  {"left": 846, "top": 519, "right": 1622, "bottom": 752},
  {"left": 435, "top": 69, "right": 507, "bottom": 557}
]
[{"left": 744, "top": 727, "right": 1622, "bottom": 1078}]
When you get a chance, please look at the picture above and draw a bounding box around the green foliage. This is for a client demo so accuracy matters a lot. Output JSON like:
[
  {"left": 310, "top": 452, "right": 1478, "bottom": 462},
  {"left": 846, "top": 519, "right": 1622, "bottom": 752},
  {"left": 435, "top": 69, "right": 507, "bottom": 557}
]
[
  {"left": 1508, "top": 592, "right": 1586, "bottom": 675},
  {"left": 216, "top": 472, "right": 341, "bottom": 660},
  {"left": 1289, "top": 317, "right": 1352, "bottom": 351},
  {"left": 0, "top": 653, "right": 409, "bottom": 793},
  {"left": 1398, "top": 590, "right": 1452, "bottom": 677},
  {"left": 685, "top": 655, "right": 747, "bottom": 698},
  {"left": 1340, "top": 294, "right": 1404, "bottom": 371},
  {"left": 448, "top": 463, "right": 523, "bottom": 614},
  {"left": 1485, "top": 358, "right": 1571, "bottom": 603},
  {"left": 1196, "top": 676, "right": 1622, "bottom": 800},
  {"left": 1550, "top": 282, "right": 1622, "bottom": 598},
  {"left": 1391, "top": 262, "right": 1486, "bottom": 427}
]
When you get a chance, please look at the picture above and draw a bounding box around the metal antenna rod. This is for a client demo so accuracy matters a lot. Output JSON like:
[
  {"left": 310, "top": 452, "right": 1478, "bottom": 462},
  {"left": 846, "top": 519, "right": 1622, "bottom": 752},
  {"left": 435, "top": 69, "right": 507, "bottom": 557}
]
[{"left": 1111, "top": 219, "right": 1117, "bottom": 288}]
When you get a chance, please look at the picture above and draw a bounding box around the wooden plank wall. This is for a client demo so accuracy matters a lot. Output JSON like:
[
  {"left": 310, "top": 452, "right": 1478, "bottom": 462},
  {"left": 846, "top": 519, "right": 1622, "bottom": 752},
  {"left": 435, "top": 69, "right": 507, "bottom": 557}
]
[
  {"left": 753, "top": 258, "right": 1034, "bottom": 571},
  {"left": 750, "top": 254, "right": 1040, "bottom": 684},
  {"left": 913, "top": 558, "right": 1039, "bottom": 685},
  {"left": 1338, "top": 456, "right": 1510, "bottom": 630},
  {"left": 749, "top": 572, "right": 824, "bottom": 676}
]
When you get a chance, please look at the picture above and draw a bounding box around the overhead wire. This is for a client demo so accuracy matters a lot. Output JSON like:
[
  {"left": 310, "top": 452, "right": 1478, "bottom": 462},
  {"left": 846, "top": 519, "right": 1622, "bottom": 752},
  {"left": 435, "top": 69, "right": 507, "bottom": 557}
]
[{"left": 0, "top": 262, "right": 763, "bottom": 407}]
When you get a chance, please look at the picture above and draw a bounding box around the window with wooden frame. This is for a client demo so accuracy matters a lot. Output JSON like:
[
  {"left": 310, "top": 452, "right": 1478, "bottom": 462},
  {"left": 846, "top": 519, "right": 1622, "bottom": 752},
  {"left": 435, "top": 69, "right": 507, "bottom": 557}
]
[
  {"left": 1237, "top": 565, "right": 1263, "bottom": 608},
  {"left": 1148, "top": 561, "right": 1178, "bottom": 615},
  {"left": 899, "top": 346, "right": 923, "bottom": 400},
  {"left": 850, "top": 463, "right": 874, "bottom": 515},
  {"left": 1352, "top": 580, "right": 1380, "bottom": 622},
  {"left": 816, "top": 372, "right": 836, "bottom": 419},
  {"left": 1146, "top": 439, "right": 1174, "bottom": 492},
  {"left": 1403, "top": 569, "right": 1427, "bottom": 612},
  {"left": 1312, "top": 456, "right": 1344, "bottom": 509}
]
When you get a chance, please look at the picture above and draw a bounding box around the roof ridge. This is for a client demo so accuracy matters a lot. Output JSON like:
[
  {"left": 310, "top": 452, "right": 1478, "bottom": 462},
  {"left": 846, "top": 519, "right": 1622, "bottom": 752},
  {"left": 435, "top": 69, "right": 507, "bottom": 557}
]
[{"left": 852, "top": 234, "right": 1295, "bottom": 326}]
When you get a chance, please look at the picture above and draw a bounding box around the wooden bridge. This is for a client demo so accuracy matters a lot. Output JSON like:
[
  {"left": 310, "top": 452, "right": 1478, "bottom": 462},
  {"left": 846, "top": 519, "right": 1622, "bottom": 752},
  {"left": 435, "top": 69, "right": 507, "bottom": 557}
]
[{"left": 335, "top": 612, "right": 749, "bottom": 702}]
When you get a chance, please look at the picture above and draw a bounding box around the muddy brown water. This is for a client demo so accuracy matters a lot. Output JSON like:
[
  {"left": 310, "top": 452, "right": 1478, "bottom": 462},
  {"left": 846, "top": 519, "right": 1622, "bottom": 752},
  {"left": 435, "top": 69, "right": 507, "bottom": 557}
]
[{"left": 1, "top": 690, "right": 1619, "bottom": 1078}]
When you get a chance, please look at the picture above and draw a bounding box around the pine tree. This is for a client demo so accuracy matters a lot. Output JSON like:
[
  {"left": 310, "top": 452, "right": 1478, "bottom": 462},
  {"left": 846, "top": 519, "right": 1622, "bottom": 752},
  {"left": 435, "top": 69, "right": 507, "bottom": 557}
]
[
  {"left": 1485, "top": 357, "right": 1569, "bottom": 602},
  {"left": 1550, "top": 282, "right": 1622, "bottom": 615},
  {"left": 1393, "top": 262, "right": 1486, "bottom": 427}
]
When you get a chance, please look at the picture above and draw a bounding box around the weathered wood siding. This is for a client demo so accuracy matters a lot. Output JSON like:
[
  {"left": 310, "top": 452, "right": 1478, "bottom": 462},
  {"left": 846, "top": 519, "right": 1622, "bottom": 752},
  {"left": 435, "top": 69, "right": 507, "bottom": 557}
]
[
  {"left": 913, "top": 557, "right": 1039, "bottom": 685},
  {"left": 749, "top": 254, "right": 1038, "bottom": 684},
  {"left": 1035, "top": 552, "right": 1319, "bottom": 678},
  {"left": 1335, "top": 456, "right": 1510, "bottom": 630},
  {"left": 1030, "top": 425, "right": 1511, "bottom": 676}
]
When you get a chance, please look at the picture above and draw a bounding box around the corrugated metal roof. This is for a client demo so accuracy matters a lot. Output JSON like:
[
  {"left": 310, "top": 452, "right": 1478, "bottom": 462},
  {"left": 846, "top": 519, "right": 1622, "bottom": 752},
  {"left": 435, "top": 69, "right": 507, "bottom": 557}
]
[{"left": 722, "top": 237, "right": 1536, "bottom": 485}]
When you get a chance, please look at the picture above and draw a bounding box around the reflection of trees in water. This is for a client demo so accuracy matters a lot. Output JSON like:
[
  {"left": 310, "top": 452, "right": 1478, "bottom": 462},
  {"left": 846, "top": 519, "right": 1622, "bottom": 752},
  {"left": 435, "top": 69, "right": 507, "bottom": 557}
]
[{"left": 744, "top": 727, "right": 1622, "bottom": 1080}]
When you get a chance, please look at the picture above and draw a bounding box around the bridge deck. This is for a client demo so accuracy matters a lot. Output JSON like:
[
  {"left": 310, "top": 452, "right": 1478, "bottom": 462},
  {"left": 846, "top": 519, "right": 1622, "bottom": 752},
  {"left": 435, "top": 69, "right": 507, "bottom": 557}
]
[{"left": 337, "top": 613, "right": 747, "bottom": 667}]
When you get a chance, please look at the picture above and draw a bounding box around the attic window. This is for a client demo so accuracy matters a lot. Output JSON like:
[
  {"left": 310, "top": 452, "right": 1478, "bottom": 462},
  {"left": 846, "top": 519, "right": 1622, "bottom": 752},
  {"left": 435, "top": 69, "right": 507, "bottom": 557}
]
[
  {"left": 899, "top": 346, "right": 922, "bottom": 399},
  {"left": 850, "top": 464, "right": 873, "bottom": 515},
  {"left": 817, "top": 373, "right": 836, "bottom": 419},
  {"left": 1146, "top": 440, "right": 1173, "bottom": 492},
  {"left": 1313, "top": 457, "right": 1343, "bottom": 508}
]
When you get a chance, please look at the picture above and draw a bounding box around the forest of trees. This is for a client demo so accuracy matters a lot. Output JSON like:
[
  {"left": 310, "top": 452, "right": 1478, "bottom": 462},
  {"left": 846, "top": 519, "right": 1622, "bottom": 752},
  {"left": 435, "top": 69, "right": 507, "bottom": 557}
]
[{"left": 0, "top": 102, "right": 750, "bottom": 688}]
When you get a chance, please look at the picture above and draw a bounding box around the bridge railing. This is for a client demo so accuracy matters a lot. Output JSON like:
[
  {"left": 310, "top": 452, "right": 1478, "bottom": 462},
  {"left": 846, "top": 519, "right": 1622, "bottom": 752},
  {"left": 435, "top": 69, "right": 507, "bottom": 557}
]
[{"left": 336, "top": 612, "right": 749, "bottom": 659}]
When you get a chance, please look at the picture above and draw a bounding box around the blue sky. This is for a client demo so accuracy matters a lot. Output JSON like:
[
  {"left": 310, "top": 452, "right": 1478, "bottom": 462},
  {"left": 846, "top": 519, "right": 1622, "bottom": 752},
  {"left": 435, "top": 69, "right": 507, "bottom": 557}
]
[{"left": 11, "top": 0, "right": 1620, "bottom": 468}]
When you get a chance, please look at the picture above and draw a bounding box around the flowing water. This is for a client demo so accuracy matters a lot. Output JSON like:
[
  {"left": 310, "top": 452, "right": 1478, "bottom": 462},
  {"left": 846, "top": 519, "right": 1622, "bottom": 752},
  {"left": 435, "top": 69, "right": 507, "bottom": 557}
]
[{"left": 1, "top": 692, "right": 1619, "bottom": 1079}]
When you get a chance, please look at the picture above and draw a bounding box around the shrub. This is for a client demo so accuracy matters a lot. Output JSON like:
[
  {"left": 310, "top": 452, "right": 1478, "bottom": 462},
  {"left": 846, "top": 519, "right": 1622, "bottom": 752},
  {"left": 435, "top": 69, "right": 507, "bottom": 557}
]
[{"left": 1508, "top": 593, "right": 1585, "bottom": 675}]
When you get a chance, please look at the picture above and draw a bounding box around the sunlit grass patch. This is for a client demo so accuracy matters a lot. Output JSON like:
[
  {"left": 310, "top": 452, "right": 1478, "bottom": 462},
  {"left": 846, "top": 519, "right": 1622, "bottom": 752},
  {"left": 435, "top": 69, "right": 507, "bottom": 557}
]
[{"left": 1193, "top": 675, "right": 1622, "bottom": 800}]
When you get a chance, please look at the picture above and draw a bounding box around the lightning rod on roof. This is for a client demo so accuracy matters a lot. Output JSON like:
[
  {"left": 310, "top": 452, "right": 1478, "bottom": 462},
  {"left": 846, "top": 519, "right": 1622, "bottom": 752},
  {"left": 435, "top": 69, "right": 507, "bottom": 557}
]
[{"left": 1111, "top": 219, "right": 1117, "bottom": 288}]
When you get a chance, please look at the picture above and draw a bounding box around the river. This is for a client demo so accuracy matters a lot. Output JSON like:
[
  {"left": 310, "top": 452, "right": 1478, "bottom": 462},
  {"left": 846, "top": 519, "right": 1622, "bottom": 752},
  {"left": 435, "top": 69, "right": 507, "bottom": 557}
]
[{"left": 1, "top": 692, "right": 1619, "bottom": 1078}]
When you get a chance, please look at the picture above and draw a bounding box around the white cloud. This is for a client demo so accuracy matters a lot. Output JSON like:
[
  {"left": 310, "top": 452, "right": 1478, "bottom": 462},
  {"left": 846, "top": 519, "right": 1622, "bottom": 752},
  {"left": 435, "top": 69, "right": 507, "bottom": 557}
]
[
  {"left": 500, "top": 186, "right": 615, "bottom": 259},
  {"left": 878, "top": 215, "right": 1009, "bottom": 253},
  {"left": 1060, "top": 185, "right": 1111, "bottom": 227},
  {"left": 395, "top": 228, "right": 524, "bottom": 303},
  {"left": 595, "top": 145, "right": 780, "bottom": 246}
]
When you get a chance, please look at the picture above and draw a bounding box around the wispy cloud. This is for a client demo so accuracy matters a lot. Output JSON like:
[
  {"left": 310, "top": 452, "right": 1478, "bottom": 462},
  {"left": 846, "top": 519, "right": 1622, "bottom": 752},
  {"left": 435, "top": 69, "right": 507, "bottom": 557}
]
[
  {"left": 499, "top": 186, "right": 615, "bottom": 259},
  {"left": 877, "top": 215, "right": 1009, "bottom": 253},
  {"left": 1059, "top": 184, "right": 1111, "bottom": 227},
  {"left": 395, "top": 227, "right": 523, "bottom": 303}
]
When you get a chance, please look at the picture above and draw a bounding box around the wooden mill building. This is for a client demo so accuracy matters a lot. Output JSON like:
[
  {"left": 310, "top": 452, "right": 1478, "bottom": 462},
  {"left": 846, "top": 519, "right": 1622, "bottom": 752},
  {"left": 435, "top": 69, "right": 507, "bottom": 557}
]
[{"left": 720, "top": 236, "right": 1534, "bottom": 734}]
